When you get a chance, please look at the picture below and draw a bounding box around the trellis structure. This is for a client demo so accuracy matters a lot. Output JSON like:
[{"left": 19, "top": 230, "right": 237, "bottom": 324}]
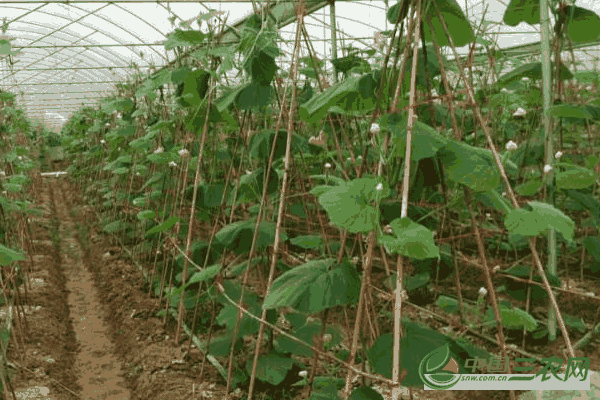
[{"left": 0, "top": 0, "right": 596, "bottom": 132}]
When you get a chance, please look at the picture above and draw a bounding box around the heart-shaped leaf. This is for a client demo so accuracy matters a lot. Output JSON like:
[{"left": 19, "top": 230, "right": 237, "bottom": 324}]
[{"left": 379, "top": 218, "right": 439, "bottom": 260}]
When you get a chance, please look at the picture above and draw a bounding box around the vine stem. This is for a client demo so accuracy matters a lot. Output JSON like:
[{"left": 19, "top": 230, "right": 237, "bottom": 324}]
[
  {"left": 174, "top": 80, "right": 215, "bottom": 344},
  {"left": 215, "top": 282, "right": 397, "bottom": 386},
  {"left": 244, "top": 2, "right": 304, "bottom": 399},
  {"left": 390, "top": 2, "right": 422, "bottom": 399},
  {"left": 430, "top": 0, "right": 575, "bottom": 358}
]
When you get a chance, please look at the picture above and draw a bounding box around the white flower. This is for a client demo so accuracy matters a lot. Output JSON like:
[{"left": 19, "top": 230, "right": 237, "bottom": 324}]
[
  {"left": 325, "top": 163, "right": 332, "bottom": 169},
  {"left": 246, "top": 170, "right": 252, "bottom": 175},
  {"left": 376, "top": 183, "right": 383, "bottom": 191},
  {"left": 105, "top": 123, "right": 110, "bottom": 127},
  {"left": 169, "top": 161, "right": 177, "bottom": 168},
  {"left": 485, "top": 213, "right": 491, "bottom": 219},
  {"left": 136, "top": 172, "right": 141, "bottom": 176},
  {"left": 308, "top": 131, "right": 326, "bottom": 146},
  {"left": 357, "top": 155, "right": 362, "bottom": 160},
  {"left": 298, "top": 371, "right": 308, "bottom": 378},
  {"left": 100, "top": 139, "right": 106, "bottom": 144},
  {"left": 555, "top": 151, "right": 563, "bottom": 159},
  {"left": 154, "top": 146, "right": 164, "bottom": 154},
  {"left": 522, "top": 77, "right": 530, "bottom": 82},
  {"left": 18, "top": 156, "right": 22, "bottom": 160},
  {"left": 544, "top": 164, "right": 553, "bottom": 174},
  {"left": 513, "top": 107, "right": 527, "bottom": 117},
  {"left": 370, "top": 123, "right": 380, "bottom": 134},
  {"left": 323, "top": 334, "right": 332, "bottom": 343},
  {"left": 479, "top": 287, "right": 488, "bottom": 297},
  {"left": 347, "top": 157, "right": 352, "bottom": 162},
  {"left": 118, "top": 147, "right": 122, "bottom": 151},
  {"left": 501, "top": 88, "right": 509, "bottom": 93},
  {"left": 178, "top": 148, "right": 189, "bottom": 158},
  {"left": 506, "top": 141, "right": 518, "bottom": 151}
]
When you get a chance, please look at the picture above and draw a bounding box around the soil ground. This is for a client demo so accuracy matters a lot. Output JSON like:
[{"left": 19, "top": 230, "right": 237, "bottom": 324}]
[{"left": 5, "top": 169, "right": 600, "bottom": 400}]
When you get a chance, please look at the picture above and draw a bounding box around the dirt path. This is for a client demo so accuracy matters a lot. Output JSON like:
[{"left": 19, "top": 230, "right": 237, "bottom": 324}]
[
  {"left": 7, "top": 176, "right": 129, "bottom": 400},
  {"left": 8, "top": 173, "right": 225, "bottom": 400},
  {"left": 49, "top": 176, "right": 130, "bottom": 400}
]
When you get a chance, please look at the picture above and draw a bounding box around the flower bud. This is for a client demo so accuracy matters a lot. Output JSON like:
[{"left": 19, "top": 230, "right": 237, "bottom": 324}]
[{"left": 513, "top": 107, "right": 527, "bottom": 117}]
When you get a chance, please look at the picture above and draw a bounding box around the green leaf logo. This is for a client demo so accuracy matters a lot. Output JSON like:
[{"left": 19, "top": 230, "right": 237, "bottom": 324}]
[{"left": 418, "top": 344, "right": 461, "bottom": 390}]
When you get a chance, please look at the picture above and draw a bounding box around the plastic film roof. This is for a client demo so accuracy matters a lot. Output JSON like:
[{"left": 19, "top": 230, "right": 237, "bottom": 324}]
[{"left": 1, "top": 0, "right": 600, "bottom": 132}]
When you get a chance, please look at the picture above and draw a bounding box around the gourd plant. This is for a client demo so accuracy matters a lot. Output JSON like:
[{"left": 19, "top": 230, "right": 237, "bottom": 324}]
[
  {"left": 0, "top": 88, "right": 46, "bottom": 394},
  {"left": 56, "top": 1, "right": 600, "bottom": 399}
]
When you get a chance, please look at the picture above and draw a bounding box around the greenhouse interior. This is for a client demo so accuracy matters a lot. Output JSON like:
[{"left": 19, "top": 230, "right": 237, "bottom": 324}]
[{"left": 1, "top": 0, "right": 600, "bottom": 399}]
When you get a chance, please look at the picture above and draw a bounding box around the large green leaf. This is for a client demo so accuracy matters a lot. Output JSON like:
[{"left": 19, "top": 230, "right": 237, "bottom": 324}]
[
  {"left": 247, "top": 50, "right": 278, "bottom": 85},
  {"left": 163, "top": 29, "right": 206, "bottom": 50},
  {"left": 503, "top": 0, "right": 539, "bottom": 26},
  {"left": 583, "top": 236, "right": 600, "bottom": 263},
  {"left": 566, "top": 189, "right": 600, "bottom": 220},
  {"left": 486, "top": 305, "right": 538, "bottom": 331},
  {"left": 439, "top": 140, "right": 500, "bottom": 192},
  {"left": 246, "top": 352, "right": 296, "bottom": 386},
  {"left": 423, "top": 0, "right": 475, "bottom": 48},
  {"left": 379, "top": 218, "right": 439, "bottom": 260},
  {"left": 178, "top": 69, "right": 210, "bottom": 108},
  {"left": 318, "top": 178, "right": 385, "bottom": 233},
  {"left": 367, "top": 320, "right": 491, "bottom": 386},
  {"left": 235, "top": 81, "right": 274, "bottom": 110},
  {"left": 504, "top": 201, "right": 575, "bottom": 242},
  {"left": 216, "top": 281, "right": 265, "bottom": 337},
  {"left": 564, "top": 6, "right": 600, "bottom": 44},
  {"left": 145, "top": 216, "right": 180, "bottom": 236},
  {"left": 248, "top": 129, "right": 311, "bottom": 161},
  {"left": 0, "top": 39, "right": 11, "bottom": 56},
  {"left": 276, "top": 320, "right": 343, "bottom": 357},
  {"left": 215, "top": 220, "right": 287, "bottom": 255},
  {"left": 103, "top": 220, "right": 128, "bottom": 234},
  {"left": 299, "top": 73, "right": 378, "bottom": 124},
  {"left": 137, "top": 210, "right": 155, "bottom": 221},
  {"left": 388, "top": 1, "right": 473, "bottom": 47},
  {"left": 555, "top": 164, "right": 595, "bottom": 190},
  {"left": 381, "top": 115, "right": 449, "bottom": 162},
  {"left": 515, "top": 179, "right": 543, "bottom": 197},
  {"left": 387, "top": 0, "right": 410, "bottom": 24},
  {"left": 503, "top": 265, "right": 561, "bottom": 301},
  {"left": 289, "top": 235, "right": 322, "bottom": 250},
  {"left": 0, "top": 244, "right": 25, "bottom": 266},
  {"left": 262, "top": 258, "right": 361, "bottom": 313},
  {"left": 230, "top": 168, "right": 280, "bottom": 205}
]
